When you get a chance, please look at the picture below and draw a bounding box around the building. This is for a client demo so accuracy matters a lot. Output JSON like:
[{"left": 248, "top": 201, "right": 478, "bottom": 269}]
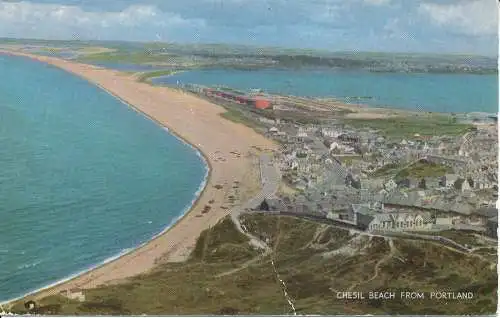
[
  {"left": 487, "top": 216, "right": 498, "bottom": 238},
  {"left": 254, "top": 96, "right": 272, "bottom": 109},
  {"left": 454, "top": 178, "right": 473, "bottom": 192},
  {"left": 258, "top": 198, "right": 287, "bottom": 212},
  {"left": 24, "top": 300, "right": 37, "bottom": 311},
  {"left": 60, "top": 288, "right": 86, "bottom": 302},
  {"left": 439, "top": 174, "right": 459, "bottom": 188},
  {"left": 384, "top": 179, "right": 397, "bottom": 192},
  {"left": 368, "top": 212, "right": 434, "bottom": 231}
]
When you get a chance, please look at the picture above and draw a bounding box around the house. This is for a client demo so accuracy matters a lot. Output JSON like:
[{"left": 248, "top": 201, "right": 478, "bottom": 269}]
[
  {"left": 291, "top": 203, "right": 311, "bottom": 215},
  {"left": 454, "top": 178, "right": 472, "bottom": 192},
  {"left": 413, "top": 178, "right": 426, "bottom": 189},
  {"left": 384, "top": 179, "right": 398, "bottom": 192},
  {"left": 378, "top": 188, "right": 389, "bottom": 197},
  {"left": 414, "top": 213, "right": 434, "bottom": 228},
  {"left": 258, "top": 198, "right": 287, "bottom": 212},
  {"left": 475, "top": 206, "right": 498, "bottom": 218},
  {"left": 297, "top": 131, "right": 308, "bottom": 138},
  {"left": 396, "top": 178, "right": 420, "bottom": 189},
  {"left": 355, "top": 211, "right": 375, "bottom": 229},
  {"left": 487, "top": 216, "right": 498, "bottom": 238},
  {"left": 368, "top": 212, "right": 433, "bottom": 232},
  {"left": 61, "top": 288, "right": 86, "bottom": 302},
  {"left": 329, "top": 141, "right": 340, "bottom": 152},
  {"left": 327, "top": 211, "right": 341, "bottom": 220},
  {"left": 318, "top": 201, "right": 334, "bottom": 215},
  {"left": 394, "top": 213, "right": 408, "bottom": 229},
  {"left": 321, "top": 128, "right": 338, "bottom": 138},
  {"left": 439, "top": 174, "right": 459, "bottom": 188},
  {"left": 435, "top": 215, "right": 453, "bottom": 225},
  {"left": 333, "top": 197, "right": 353, "bottom": 212},
  {"left": 268, "top": 127, "right": 279, "bottom": 134},
  {"left": 24, "top": 300, "right": 37, "bottom": 311},
  {"left": 368, "top": 214, "right": 394, "bottom": 231},
  {"left": 345, "top": 174, "right": 361, "bottom": 189}
]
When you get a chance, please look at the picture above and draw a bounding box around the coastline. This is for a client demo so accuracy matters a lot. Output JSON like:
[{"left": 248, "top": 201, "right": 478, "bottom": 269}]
[{"left": 0, "top": 50, "right": 276, "bottom": 306}]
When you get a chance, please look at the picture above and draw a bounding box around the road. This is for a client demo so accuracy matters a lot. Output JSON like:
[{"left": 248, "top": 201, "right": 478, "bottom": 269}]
[{"left": 230, "top": 152, "right": 281, "bottom": 251}]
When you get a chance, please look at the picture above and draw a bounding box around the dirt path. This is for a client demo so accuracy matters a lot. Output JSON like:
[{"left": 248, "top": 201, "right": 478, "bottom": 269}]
[{"left": 347, "top": 238, "right": 396, "bottom": 291}]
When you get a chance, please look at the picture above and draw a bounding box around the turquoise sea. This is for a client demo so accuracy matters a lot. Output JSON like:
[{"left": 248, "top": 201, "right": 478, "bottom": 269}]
[
  {"left": 0, "top": 55, "right": 208, "bottom": 302},
  {"left": 153, "top": 68, "right": 498, "bottom": 113}
]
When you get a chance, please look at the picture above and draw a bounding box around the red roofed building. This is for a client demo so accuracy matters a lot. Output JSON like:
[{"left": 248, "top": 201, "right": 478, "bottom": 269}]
[{"left": 254, "top": 96, "right": 272, "bottom": 109}]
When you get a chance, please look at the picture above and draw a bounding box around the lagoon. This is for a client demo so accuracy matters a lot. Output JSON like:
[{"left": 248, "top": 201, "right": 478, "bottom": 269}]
[{"left": 153, "top": 68, "right": 498, "bottom": 113}]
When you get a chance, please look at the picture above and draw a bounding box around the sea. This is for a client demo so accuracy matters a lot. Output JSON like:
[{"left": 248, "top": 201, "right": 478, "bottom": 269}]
[
  {"left": 0, "top": 55, "right": 208, "bottom": 302},
  {"left": 152, "top": 68, "right": 499, "bottom": 114}
]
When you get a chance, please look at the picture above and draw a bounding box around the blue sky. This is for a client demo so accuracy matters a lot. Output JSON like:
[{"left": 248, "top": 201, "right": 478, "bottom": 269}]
[{"left": 0, "top": 0, "right": 498, "bottom": 55}]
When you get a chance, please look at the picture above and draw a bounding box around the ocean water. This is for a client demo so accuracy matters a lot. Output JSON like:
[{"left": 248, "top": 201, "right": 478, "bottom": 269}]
[
  {"left": 0, "top": 55, "right": 208, "bottom": 302},
  {"left": 153, "top": 68, "right": 498, "bottom": 113}
]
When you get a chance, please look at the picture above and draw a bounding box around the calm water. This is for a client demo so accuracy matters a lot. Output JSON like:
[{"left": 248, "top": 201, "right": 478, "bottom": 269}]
[
  {"left": 0, "top": 55, "right": 207, "bottom": 302},
  {"left": 91, "top": 62, "right": 173, "bottom": 72},
  {"left": 153, "top": 68, "right": 498, "bottom": 113}
]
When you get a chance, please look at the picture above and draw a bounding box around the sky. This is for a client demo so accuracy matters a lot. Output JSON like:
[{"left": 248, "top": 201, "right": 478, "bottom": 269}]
[{"left": 0, "top": 0, "right": 498, "bottom": 56}]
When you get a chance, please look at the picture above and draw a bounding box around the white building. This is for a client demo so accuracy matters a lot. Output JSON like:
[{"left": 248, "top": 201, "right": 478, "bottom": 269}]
[
  {"left": 384, "top": 179, "right": 397, "bottom": 192},
  {"left": 368, "top": 212, "right": 433, "bottom": 232},
  {"left": 322, "top": 127, "right": 342, "bottom": 138}
]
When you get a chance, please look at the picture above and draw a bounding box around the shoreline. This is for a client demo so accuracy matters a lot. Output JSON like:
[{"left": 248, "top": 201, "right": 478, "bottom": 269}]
[
  {"left": 0, "top": 50, "right": 276, "bottom": 307},
  {"left": 1, "top": 158, "right": 210, "bottom": 305}
]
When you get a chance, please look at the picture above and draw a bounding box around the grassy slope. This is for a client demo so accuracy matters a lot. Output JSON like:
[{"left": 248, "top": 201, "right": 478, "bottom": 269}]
[
  {"left": 17, "top": 215, "right": 497, "bottom": 315},
  {"left": 395, "top": 161, "right": 454, "bottom": 180}
]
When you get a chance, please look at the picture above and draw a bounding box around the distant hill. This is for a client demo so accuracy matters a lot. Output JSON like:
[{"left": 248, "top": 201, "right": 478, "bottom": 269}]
[{"left": 1, "top": 38, "right": 497, "bottom": 74}]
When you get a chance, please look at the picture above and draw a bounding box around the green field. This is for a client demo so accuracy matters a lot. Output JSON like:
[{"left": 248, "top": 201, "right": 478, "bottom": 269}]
[
  {"left": 136, "top": 69, "right": 182, "bottom": 83},
  {"left": 395, "top": 161, "right": 454, "bottom": 180},
  {"left": 343, "top": 116, "right": 473, "bottom": 139},
  {"left": 371, "top": 163, "right": 402, "bottom": 177},
  {"left": 13, "top": 215, "right": 497, "bottom": 315},
  {"left": 77, "top": 51, "right": 173, "bottom": 63},
  {"left": 219, "top": 108, "right": 265, "bottom": 131}
]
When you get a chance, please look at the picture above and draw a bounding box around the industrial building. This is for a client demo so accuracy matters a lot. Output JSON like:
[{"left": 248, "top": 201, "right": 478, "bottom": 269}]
[{"left": 202, "top": 86, "right": 273, "bottom": 110}]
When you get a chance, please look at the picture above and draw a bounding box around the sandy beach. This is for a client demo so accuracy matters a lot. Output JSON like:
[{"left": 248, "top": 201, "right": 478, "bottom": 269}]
[{"left": 0, "top": 50, "right": 276, "bottom": 304}]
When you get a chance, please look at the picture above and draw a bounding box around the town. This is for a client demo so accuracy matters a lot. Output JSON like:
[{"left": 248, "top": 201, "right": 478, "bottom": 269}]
[{"left": 182, "top": 83, "right": 498, "bottom": 239}]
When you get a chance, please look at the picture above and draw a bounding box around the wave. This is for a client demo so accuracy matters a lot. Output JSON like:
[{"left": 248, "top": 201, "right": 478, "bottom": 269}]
[{"left": 16, "top": 260, "right": 42, "bottom": 270}]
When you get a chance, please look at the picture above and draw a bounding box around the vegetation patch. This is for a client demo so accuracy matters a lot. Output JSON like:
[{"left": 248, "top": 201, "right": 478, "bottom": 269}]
[
  {"left": 137, "top": 70, "right": 183, "bottom": 83},
  {"left": 77, "top": 51, "right": 172, "bottom": 64},
  {"left": 343, "top": 116, "right": 472, "bottom": 138},
  {"left": 219, "top": 108, "right": 266, "bottom": 130},
  {"left": 370, "top": 163, "right": 401, "bottom": 177},
  {"left": 19, "top": 215, "right": 496, "bottom": 315},
  {"left": 395, "top": 161, "right": 453, "bottom": 180}
]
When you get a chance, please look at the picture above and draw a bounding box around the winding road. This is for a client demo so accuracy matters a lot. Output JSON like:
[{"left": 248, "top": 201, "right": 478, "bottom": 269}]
[{"left": 230, "top": 152, "right": 281, "bottom": 251}]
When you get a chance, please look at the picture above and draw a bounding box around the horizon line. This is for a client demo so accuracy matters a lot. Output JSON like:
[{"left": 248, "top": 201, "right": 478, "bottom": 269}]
[{"left": 0, "top": 36, "right": 497, "bottom": 59}]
